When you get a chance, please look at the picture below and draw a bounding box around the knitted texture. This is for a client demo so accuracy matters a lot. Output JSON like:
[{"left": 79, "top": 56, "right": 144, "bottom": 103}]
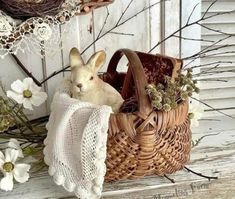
[{"left": 43, "top": 79, "right": 112, "bottom": 199}]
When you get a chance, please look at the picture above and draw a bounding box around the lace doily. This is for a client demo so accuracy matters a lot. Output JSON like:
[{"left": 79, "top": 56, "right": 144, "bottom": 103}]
[
  {"left": 0, "top": 0, "right": 113, "bottom": 58},
  {"left": 43, "top": 79, "right": 112, "bottom": 199}
]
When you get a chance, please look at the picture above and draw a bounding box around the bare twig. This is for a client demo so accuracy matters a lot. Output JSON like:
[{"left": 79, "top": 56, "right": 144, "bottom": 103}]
[
  {"left": 191, "top": 96, "right": 235, "bottom": 119},
  {"left": 191, "top": 61, "right": 233, "bottom": 69},
  {"left": 41, "top": 0, "right": 165, "bottom": 84},
  {"left": 11, "top": 54, "right": 41, "bottom": 86},
  {"left": 186, "top": 3, "right": 199, "bottom": 25},
  {"left": 201, "top": 0, "right": 218, "bottom": 19},
  {"left": 173, "top": 35, "right": 214, "bottom": 43},
  {"left": 110, "top": 31, "right": 134, "bottom": 36},
  {"left": 116, "top": 0, "right": 135, "bottom": 25},
  {"left": 148, "top": 1, "right": 218, "bottom": 53},
  {"left": 199, "top": 23, "right": 235, "bottom": 36},
  {"left": 195, "top": 79, "right": 228, "bottom": 82},
  {"left": 183, "top": 35, "right": 232, "bottom": 61},
  {"left": 192, "top": 132, "right": 221, "bottom": 148},
  {"left": 164, "top": 175, "right": 175, "bottom": 183},
  {"left": 193, "top": 64, "right": 219, "bottom": 76},
  {"left": 184, "top": 166, "right": 218, "bottom": 181},
  {"left": 96, "top": 7, "right": 110, "bottom": 39}
]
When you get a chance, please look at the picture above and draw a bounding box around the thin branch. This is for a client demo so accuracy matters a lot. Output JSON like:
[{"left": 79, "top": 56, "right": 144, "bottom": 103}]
[
  {"left": 199, "top": 23, "right": 235, "bottom": 36},
  {"left": 191, "top": 61, "right": 233, "bottom": 69},
  {"left": 40, "top": 69, "right": 64, "bottom": 85},
  {"left": 186, "top": 3, "right": 199, "bottom": 25},
  {"left": 41, "top": 0, "right": 165, "bottom": 84},
  {"left": 149, "top": 0, "right": 235, "bottom": 53},
  {"left": 195, "top": 79, "right": 228, "bottom": 82},
  {"left": 200, "top": 118, "right": 221, "bottom": 121},
  {"left": 192, "top": 132, "right": 221, "bottom": 148},
  {"left": 148, "top": 1, "right": 215, "bottom": 53},
  {"left": 183, "top": 35, "right": 232, "bottom": 61},
  {"left": 205, "top": 106, "right": 235, "bottom": 112},
  {"left": 184, "top": 166, "right": 218, "bottom": 181},
  {"left": 191, "top": 96, "right": 235, "bottom": 119},
  {"left": 11, "top": 54, "right": 41, "bottom": 86},
  {"left": 203, "top": 9, "right": 235, "bottom": 21},
  {"left": 205, "top": 69, "right": 235, "bottom": 74},
  {"left": 96, "top": 7, "right": 110, "bottom": 39},
  {"left": 110, "top": 31, "right": 134, "bottom": 36},
  {"left": 164, "top": 175, "right": 175, "bottom": 183},
  {"left": 116, "top": 0, "right": 135, "bottom": 25},
  {"left": 199, "top": 50, "right": 235, "bottom": 58},
  {"left": 173, "top": 35, "right": 214, "bottom": 43},
  {"left": 81, "top": 0, "right": 165, "bottom": 54},
  {"left": 193, "top": 64, "right": 219, "bottom": 76},
  {"left": 201, "top": 0, "right": 218, "bottom": 20}
]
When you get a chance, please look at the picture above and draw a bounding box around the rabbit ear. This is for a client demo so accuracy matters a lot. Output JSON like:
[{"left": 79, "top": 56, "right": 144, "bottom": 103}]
[
  {"left": 87, "top": 50, "right": 106, "bottom": 72},
  {"left": 70, "top": 47, "right": 84, "bottom": 69}
]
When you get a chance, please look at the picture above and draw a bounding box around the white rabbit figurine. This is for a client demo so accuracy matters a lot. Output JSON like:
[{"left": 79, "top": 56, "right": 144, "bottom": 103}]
[{"left": 70, "top": 47, "right": 124, "bottom": 113}]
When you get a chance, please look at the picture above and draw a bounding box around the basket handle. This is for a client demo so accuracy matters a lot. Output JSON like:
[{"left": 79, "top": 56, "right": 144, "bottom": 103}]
[{"left": 107, "top": 49, "right": 152, "bottom": 118}]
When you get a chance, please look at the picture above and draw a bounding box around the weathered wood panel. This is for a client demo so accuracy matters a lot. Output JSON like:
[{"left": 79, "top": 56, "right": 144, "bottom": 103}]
[{"left": 0, "top": 118, "right": 234, "bottom": 199}]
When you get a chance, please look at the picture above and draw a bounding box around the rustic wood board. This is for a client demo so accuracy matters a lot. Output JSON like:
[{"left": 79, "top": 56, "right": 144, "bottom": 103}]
[{"left": 0, "top": 117, "right": 234, "bottom": 199}]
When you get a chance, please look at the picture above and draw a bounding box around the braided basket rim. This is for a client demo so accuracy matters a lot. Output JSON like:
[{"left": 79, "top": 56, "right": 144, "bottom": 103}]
[{"left": 111, "top": 99, "right": 189, "bottom": 125}]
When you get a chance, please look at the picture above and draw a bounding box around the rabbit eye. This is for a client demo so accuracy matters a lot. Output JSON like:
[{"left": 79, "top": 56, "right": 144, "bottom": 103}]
[{"left": 90, "top": 76, "right": 94, "bottom": 80}]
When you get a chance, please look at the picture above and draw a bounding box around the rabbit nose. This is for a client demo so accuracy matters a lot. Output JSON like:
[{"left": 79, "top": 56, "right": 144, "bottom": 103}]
[{"left": 77, "top": 83, "right": 83, "bottom": 88}]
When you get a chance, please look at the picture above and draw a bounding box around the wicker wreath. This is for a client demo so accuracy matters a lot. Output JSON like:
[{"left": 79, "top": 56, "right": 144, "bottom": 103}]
[
  {"left": 0, "top": 0, "right": 114, "bottom": 58},
  {"left": 0, "top": 0, "right": 113, "bottom": 19},
  {"left": 0, "top": 0, "right": 65, "bottom": 19}
]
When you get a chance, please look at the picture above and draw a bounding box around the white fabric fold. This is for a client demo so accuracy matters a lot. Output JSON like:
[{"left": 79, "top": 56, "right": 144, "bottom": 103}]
[{"left": 43, "top": 79, "right": 112, "bottom": 199}]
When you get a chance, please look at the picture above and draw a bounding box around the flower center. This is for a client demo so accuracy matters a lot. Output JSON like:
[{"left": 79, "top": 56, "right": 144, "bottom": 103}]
[
  {"left": 3, "top": 162, "right": 14, "bottom": 172},
  {"left": 23, "top": 90, "right": 32, "bottom": 98}
]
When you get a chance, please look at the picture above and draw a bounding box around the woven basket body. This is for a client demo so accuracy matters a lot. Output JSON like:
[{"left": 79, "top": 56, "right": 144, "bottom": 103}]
[{"left": 100, "top": 49, "right": 191, "bottom": 182}]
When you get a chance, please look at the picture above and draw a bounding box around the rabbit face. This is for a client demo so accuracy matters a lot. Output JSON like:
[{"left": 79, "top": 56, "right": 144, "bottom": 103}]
[
  {"left": 69, "top": 47, "right": 106, "bottom": 95},
  {"left": 71, "top": 66, "right": 97, "bottom": 93}
]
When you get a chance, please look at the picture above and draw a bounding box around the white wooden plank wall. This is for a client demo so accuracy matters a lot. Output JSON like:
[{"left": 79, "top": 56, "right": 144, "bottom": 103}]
[
  {"left": 2, "top": 0, "right": 231, "bottom": 120},
  {"left": 200, "top": 0, "right": 235, "bottom": 117},
  {"left": 180, "top": 0, "right": 201, "bottom": 110},
  {"left": 0, "top": 0, "right": 168, "bottom": 119}
]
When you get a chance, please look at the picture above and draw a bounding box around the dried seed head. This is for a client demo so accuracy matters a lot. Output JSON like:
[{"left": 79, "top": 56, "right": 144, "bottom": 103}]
[{"left": 163, "top": 104, "right": 171, "bottom": 112}]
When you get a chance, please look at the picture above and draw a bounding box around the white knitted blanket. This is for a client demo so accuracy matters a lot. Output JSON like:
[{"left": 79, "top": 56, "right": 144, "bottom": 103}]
[{"left": 43, "top": 79, "right": 112, "bottom": 199}]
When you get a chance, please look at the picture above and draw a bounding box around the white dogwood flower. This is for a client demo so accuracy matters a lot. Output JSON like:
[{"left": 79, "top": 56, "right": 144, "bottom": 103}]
[
  {"left": 33, "top": 23, "right": 52, "bottom": 41},
  {"left": 7, "top": 78, "right": 47, "bottom": 110},
  {"left": 189, "top": 103, "right": 204, "bottom": 127},
  {"left": 7, "top": 139, "right": 24, "bottom": 158},
  {"left": 0, "top": 149, "right": 30, "bottom": 191}
]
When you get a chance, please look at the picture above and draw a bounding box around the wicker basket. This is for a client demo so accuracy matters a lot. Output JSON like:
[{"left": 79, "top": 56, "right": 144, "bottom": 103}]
[{"left": 100, "top": 49, "right": 191, "bottom": 182}]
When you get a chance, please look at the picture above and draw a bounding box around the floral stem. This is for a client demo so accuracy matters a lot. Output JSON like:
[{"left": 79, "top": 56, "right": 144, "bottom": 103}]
[{"left": 11, "top": 54, "right": 41, "bottom": 86}]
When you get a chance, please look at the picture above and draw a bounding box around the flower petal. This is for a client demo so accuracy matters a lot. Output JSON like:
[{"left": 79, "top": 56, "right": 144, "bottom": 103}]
[
  {"left": 14, "top": 172, "right": 29, "bottom": 184},
  {"left": 0, "top": 150, "right": 5, "bottom": 160},
  {"left": 29, "top": 82, "right": 41, "bottom": 92},
  {"left": 6, "top": 91, "right": 24, "bottom": 104},
  {"left": 30, "top": 92, "right": 47, "bottom": 106},
  {"left": 10, "top": 80, "right": 24, "bottom": 94},
  {"left": 0, "top": 173, "right": 14, "bottom": 191},
  {"left": 22, "top": 99, "right": 33, "bottom": 110},
  {"left": 5, "top": 148, "right": 19, "bottom": 163},
  {"left": 7, "top": 139, "right": 24, "bottom": 158},
  {"left": 13, "top": 164, "right": 30, "bottom": 183},
  {"left": 0, "top": 151, "right": 5, "bottom": 169},
  {"left": 23, "top": 78, "right": 34, "bottom": 90}
]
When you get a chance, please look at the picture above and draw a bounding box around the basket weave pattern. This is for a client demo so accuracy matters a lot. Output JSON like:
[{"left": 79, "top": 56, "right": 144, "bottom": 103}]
[{"left": 101, "top": 49, "right": 191, "bottom": 182}]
